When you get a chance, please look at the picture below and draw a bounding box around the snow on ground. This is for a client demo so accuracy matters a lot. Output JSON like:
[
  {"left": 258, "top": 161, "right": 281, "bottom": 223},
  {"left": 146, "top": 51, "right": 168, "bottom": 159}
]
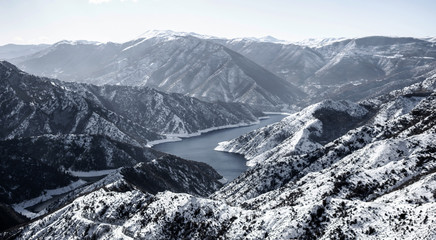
[
  {"left": 13, "top": 180, "right": 87, "bottom": 218},
  {"left": 147, "top": 118, "right": 261, "bottom": 147},
  {"left": 68, "top": 169, "right": 119, "bottom": 177}
]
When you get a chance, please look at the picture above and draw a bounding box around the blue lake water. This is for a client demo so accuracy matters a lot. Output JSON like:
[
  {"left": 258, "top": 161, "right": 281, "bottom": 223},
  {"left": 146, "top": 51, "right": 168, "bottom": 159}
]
[{"left": 152, "top": 114, "right": 287, "bottom": 181}]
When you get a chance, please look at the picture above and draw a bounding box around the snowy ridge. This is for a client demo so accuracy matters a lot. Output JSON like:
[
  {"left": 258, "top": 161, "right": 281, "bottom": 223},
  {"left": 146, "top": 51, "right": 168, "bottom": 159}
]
[
  {"left": 53, "top": 40, "right": 102, "bottom": 46},
  {"left": 136, "top": 30, "right": 218, "bottom": 41},
  {"left": 5, "top": 152, "right": 224, "bottom": 221},
  {"left": 292, "top": 37, "right": 348, "bottom": 48},
  {"left": 215, "top": 100, "right": 369, "bottom": 166},
  {"left": 0, "top": 61, "right": 262, "bottom": 144}
]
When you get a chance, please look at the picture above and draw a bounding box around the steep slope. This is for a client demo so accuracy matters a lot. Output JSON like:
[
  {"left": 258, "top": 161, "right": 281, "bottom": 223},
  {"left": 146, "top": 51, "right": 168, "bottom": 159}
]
[
  {"left": 215, "top": 38, "right": 325, "bottom": 85},
  {"left": 0, "top": 203, "right": 28, "bottom": 231},
  {"left": 75, "top": 84, "right": 263, "bottom": 135},
  {"left": 0, "top": 61, "right": 162, "bottom": 146},
  {"left": 34, "top": 156, "right": 223, "bottom": 220},
  {"left": 0, "top": 134, "right": 163, "bottom": 204},
  {"left": 0, "top": 61, "right": 263, "bottom": 143},
  {"left": 12, "top": 32, "right": 305, "bottom": 108},
  {"left": 216, "top": 100, "right": 372, "bottom": 166}
]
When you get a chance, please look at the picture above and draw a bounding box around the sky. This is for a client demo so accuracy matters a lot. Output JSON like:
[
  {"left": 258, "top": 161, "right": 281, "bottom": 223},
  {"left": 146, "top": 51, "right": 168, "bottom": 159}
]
[{"left": 0, "top": 0, "right": 435, "bottom": 45}]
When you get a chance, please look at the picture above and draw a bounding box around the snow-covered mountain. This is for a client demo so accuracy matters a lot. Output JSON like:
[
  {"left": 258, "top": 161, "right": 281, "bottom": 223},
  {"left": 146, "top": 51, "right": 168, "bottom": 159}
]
[
  {"left": 307, "top": 36, "right": 436, "bottom": 101},
  {"left": 0, "top": 61, "right": 263, "bottom": 145},
  {"left": 0, "top": 133, "right": 224, "bottom": 216},
  {"left": 214, "top": 72, "right": 436, "bottom": 204},
  {"left": 213, "top": 38, "right": 325, "bottom": 86},
  {"left": 421, "top": 36, "right": 436, "bottom": 43},
  {"left": 10, "top": 33, "right": 436, "bottom": 108},
  {"left": 212, "top": 36, "right": 436, "bottom": 106},
  {"left": 216, "top": 100, "right": 372, "bottom": 167},
  {"left": 0, "top": 61, "right": 162, "bottom": 146},
  {"left": 11, "top": 33, "right": 305, "bottom": 109},
  {"left": 5, "top": 70, "right": 436, "bottom": 239},
  {"left": 0, "top": 134, "right": 163, "bottom": 204},
  {"left": 292, "top": 37, "right": 348, "bottom": 48}
]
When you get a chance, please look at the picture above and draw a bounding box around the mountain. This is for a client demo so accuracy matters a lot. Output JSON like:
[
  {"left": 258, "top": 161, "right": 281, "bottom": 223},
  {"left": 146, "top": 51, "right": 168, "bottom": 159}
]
[
  {"left": 214, "top": 38, "right": 325, "bottom": 86},
  {"left": 0, "top": 134, "right": 163, "bottom": 204},
  {"left": 215, "top": 36, "right": 436, "bottom": 105},
  {"left": 215, "top": 99, "right": 372, "bottom": 167},
  {"left": 421, "top": 37, "right": 436, "bottom": 43},
  {"left": 214, "top": 72, "right": 436, "bottom": 204},
  {"left": 6, "top": 72, "right": 436, "bottom": 239},
  {"left": 11, "top": 32, "right": 305, "bottom": 109},
  {"left": 292, "top": 37, "right": 348, "bottom": 48},
  {"left": 0, "top": 61, "right": 161, "bottom": 146},
  {"left": 0, "top": 44, "right": 49, "bottom": 60},
  {"left": 0, "top": 134, "right": 223, "bottom": 210},
  {"left": 0, "top": 135, "right": 224, "bottom": 233},
  {"left": 0, "top": 61, "right": 263, "bottom": 145},
  {"left": 307, "top": 36, "right": 436, "bottom": 101}
]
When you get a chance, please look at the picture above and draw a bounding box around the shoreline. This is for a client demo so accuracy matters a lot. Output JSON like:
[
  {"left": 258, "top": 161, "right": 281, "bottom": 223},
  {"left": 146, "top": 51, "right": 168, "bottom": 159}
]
[
  {"left": 147, "top": 119, "right": 262, "bottom": 147},
  {"left": 262, "top": 111, "right": 292, "bottom": 116},
  {"left": 148, "top": 113, "right": 291, "bottom": 148}
]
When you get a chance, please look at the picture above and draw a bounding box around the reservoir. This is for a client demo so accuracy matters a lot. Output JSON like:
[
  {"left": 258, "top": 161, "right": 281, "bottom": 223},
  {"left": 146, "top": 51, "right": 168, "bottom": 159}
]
[{"left": 152, "top": 114, "right": 287, "bottom": 181}]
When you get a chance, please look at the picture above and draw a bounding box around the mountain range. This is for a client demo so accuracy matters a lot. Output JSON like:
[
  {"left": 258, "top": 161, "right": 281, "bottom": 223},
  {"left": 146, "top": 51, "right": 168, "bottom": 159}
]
[
  {"left": 1, "top": 31, "right": 436, "bottom": 239},
  {"left": 3, "top": 31, "right": 436, "bottom": 109}
]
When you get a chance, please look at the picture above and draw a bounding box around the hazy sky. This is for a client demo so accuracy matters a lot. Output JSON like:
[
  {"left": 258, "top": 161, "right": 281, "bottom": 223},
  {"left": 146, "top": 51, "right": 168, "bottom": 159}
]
[{"left": 1, "top": 0, "right": 435, "bottom": 45}]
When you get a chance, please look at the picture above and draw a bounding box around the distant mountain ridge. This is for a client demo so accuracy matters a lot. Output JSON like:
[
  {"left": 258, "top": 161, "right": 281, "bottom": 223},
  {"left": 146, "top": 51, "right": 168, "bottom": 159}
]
[
  {"left": 0, "top": 43, "right": 49, "bottom": 60},
  {"left": 8, "top": 32, "right": 436, "bottom": 108},
  {"left": 10, "top": 33, "right": 305, "bottom": 109}
]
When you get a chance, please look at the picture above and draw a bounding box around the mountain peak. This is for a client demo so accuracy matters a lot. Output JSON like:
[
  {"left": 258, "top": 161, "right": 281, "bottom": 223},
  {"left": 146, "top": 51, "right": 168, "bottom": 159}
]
[
  {"left": 136, "top": 30, "right": 217, "bottom": 41},
  {"left": 53, "top": 40, "right": 102, "bottom": 46}
]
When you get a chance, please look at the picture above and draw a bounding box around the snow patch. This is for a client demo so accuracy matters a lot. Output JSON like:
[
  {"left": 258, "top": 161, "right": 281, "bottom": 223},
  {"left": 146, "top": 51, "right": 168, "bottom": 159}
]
[
  {"left": 68, "top": 169, "right": 119, "bottom": 177},
  {"left": 13, "top": 180, "right": 87, "bottom": 218}
]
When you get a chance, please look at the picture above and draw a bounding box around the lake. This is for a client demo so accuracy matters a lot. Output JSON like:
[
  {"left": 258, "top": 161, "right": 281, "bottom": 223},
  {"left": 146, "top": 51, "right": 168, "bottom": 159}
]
[{"left": 152, "top": 114, "right": 287, "bottom": 181}]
